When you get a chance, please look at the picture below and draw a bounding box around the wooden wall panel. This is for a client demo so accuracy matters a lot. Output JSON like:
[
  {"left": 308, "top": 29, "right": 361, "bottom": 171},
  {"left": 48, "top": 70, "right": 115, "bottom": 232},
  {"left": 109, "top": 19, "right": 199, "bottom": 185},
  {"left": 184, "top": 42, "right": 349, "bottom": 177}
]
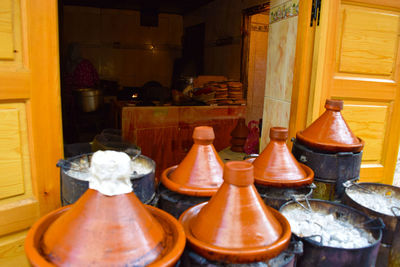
[
  {"left": 341, "top": 101, "right": 389, "bottom": 163},
  {"left": 338, "top": 6, "right": 399, "bottom": 76}
]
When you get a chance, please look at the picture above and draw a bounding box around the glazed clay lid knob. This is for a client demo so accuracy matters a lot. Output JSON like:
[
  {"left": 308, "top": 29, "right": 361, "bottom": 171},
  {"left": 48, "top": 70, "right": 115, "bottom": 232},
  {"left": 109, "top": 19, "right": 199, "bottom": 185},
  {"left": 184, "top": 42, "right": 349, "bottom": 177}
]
[
  {"left": 193, "top": 126, "right": 215, "bottom": 144},
  {"left": 39, "top": 150, "right": 170, "bottom": 266},
  {"left": 325, "top": 99, "right": 343, "bottom": 111},
  {"left": 223, "top": 161, "right": 254, "bottom": 186},
  {"left": 161, "top": 126, "right": 224, "bottom": 196},
  {"left": 269, "top": 127, "right": 288, "bottom": 141}
]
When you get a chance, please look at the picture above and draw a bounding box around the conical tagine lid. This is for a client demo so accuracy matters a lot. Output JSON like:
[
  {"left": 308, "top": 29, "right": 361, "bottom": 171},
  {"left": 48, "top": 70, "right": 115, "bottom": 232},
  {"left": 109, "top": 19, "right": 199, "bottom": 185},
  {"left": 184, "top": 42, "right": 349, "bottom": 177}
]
[
  {"left": 25, "top": 151, "right": 185, "bottom": 267},
  {"left": 179, "top": 161, "right": 291, "bottom": 263},
  {"left": 296, "top": 99, "right": 364, "bottom": 152},
  {"left": 253, "top": 127, "right": 314, "bottom": 187},
  {"left": 230, "top": 117, "right": 249, "bottom": 138},
  {"left": 161, "top": 126, "right": 224, "bottom": 196}
]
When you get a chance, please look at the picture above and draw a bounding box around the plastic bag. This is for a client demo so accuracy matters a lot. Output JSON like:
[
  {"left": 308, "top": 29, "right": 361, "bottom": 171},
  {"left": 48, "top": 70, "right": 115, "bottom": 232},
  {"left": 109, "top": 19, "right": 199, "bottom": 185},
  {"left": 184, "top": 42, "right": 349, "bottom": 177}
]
[{"left": 244, "top": 120, "right": 260, "bottom": 154}]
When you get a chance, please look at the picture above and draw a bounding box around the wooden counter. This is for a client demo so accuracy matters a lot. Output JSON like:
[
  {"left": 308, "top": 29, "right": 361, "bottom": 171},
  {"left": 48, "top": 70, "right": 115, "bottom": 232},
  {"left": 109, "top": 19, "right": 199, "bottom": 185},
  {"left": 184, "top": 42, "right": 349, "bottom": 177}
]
[{"left": 122, "top": 105, "right": 246, "bottom": 178}]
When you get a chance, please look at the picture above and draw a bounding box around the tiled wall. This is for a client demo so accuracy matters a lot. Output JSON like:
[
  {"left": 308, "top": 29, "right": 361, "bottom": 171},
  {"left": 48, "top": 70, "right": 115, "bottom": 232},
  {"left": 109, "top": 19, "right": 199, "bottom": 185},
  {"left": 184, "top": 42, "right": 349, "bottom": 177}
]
[
  {"left": 246, "top": 13, "right": 269, "bottom": 123},
  {"left": 260, "top": 0, "right": 299, "bottom": 149},
  {"left": 62, "top": 6, "right": 183, "bottom": 88}
]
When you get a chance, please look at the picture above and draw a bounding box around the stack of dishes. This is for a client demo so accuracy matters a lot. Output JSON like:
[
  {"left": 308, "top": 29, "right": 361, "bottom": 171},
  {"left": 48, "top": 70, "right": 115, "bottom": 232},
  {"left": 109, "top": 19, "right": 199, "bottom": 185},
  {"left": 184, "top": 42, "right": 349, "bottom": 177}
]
[
  {"left": 228, "top": 81, "right": 243, "bottom": 99},
  {"left": 213, "top": 82, "right": 229, "bottom": 104}
]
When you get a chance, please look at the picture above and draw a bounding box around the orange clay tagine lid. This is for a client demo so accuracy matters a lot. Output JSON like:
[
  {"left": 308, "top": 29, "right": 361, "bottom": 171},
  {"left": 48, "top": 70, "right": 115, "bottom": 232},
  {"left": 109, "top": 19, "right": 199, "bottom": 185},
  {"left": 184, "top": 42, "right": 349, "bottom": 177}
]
[
  {"left": 161, "top": 126, "right": 224, "bottom": 197},
  {"left": 253, "top": 127, "right": 314, "bottom": 187},
  {"left": 296, "top": 99, "right": 364, "bottom": 152},
  {"left": 179, "top": 161, "right": 291, "bottom": 263},
  {"left": 25, "top": 150, "right": 186, "bottom": 267}
]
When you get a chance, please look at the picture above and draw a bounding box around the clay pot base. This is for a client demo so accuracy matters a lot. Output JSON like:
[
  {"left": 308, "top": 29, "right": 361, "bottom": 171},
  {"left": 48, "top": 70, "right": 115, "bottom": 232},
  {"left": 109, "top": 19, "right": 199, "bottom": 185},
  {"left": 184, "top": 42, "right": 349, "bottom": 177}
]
[
  {"left": 179, "top": 202, "right": 291, "bottom": 263},
  {"left": 254, "top": 163, "right": 314, "bottom": 187},
  {"left": 161, "top": 166, "right": 219, "bottom": 197},
  {"left": 25, "top": 205, "right": 186, "bottom": 267},
  {"left": 158, "top": 185, "right": 210, "bottom": 219},
  {"left": 296, "top": 132, "right": 364, "bottom": 153}
]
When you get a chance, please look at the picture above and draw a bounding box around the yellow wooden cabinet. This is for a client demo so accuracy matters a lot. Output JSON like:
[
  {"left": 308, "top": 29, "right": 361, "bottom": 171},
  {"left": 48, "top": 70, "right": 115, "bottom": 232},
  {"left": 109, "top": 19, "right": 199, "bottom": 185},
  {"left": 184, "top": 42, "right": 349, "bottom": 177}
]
[
  {"left": 0, "top": 0, "right": 63, "bottom": 265},
  {"left": 291, "top": 0, "right": 400, "bottom": 185}
]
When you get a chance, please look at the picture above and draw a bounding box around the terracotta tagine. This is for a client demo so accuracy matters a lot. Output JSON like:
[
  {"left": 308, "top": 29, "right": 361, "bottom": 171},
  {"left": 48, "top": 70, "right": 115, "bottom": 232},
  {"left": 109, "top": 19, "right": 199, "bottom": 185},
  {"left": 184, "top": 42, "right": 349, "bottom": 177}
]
[
  {"left": 179, "top": 161, "right": 291, "bottom": 263},
  {"left": 253, "top": 127, "right": 314, "bottom": 187},
  {"left": 25, "top": 151, "right": 185, "bottom": 267},
  {"left": 230, "top": 117, "right": 249, "bottom": 152},
  {"left": 161, "top": 126, "right": 224, "bottom": 196},
  {"left": 296, "top": 99, "right": 364, "bottom": 152}
]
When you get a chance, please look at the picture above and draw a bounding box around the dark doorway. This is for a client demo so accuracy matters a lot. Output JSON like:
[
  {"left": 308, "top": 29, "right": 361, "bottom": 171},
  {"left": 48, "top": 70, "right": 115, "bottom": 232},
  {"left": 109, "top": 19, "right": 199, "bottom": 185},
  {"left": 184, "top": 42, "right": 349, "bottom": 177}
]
[{"left": 182, "top": 23, "right": 205, "bottom": 76}]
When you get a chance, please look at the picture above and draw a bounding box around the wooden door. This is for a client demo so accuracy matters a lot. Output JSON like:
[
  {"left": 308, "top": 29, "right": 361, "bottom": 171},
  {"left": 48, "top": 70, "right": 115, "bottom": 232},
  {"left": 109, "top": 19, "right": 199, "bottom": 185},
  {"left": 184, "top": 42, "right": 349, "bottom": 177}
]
[
  {"left": 305, "top": 0, "right": 400, "bottom": 184},
  {"left": 0, "top": 0, "right": 63, "bottom": 265}
]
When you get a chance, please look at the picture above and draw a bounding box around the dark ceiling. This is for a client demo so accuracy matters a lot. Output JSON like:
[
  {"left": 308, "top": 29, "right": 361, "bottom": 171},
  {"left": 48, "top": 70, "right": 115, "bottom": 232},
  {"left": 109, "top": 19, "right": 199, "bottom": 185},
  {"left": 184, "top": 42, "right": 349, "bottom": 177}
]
[{"left": 62, "top": 0, "right": 215, "bottom": 14}]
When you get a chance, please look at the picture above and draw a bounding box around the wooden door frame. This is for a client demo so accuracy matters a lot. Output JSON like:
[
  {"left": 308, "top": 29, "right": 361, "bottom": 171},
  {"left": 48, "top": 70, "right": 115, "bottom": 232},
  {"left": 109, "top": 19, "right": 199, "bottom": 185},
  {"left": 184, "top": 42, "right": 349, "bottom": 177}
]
[
  {"left": 240, "top": 2, "right": 270, "bottom": 100},
  {"left": 288, "top": 0, "right": 316, "bottom": 144},
  {"left": 27, "top": 0, "right": 63, "bottom": 215}
]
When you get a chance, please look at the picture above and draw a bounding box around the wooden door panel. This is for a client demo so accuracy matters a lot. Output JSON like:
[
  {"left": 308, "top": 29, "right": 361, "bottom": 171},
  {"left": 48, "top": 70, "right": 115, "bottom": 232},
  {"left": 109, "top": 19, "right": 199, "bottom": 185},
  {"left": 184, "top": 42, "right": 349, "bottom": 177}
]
[
  {"left": 306, "top": 0, "right": 400, "bottom": 184},
  {"left": 332, "top": 3, "right": 400, "bottom": 183},
  {"left": 0, "top": 102, "right": 40, "bottom": 237},
  {"left": 0, "top": 230, "right": 29, "bottom": 266},
  {"left": 0, "top": 0, "right": 62, "bottom": 264},
  {"left": 0, "top": 0, "right": 14, "bottom": 60},
  {"left": 341, "top": 101, "right": 390, "bottom": 163},
  {"left": 0, "top": 107, "right": 25, "bottom": 199},
  {"left": 338, "top": 6, "right": 399, "bottom": 76}
]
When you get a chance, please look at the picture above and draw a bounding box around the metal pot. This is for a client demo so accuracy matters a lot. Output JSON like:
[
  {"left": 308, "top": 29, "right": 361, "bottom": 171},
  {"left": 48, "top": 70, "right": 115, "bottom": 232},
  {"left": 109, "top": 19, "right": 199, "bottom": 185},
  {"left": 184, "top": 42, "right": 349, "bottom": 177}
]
[
  {"left": 255, "top": 184, "right": 314, "bottom": 210},
  {"left": 178, "top": 239, "right": 303, "bottom": 266},
  {"left": 343, "top": 182, "right": 400, "bottom": 266},
  {"left": 280, "top": 199, "right": 383, "bottom": 267},
  {"left": 73, "top": 88, "right": 103, "bottom": 112},
  {"left": 158, "top": 184, "right": 210, "bottom": 219},
  {"left": 291, "top": 138, "right": 362, "bottom": 200},
  {"left": 57, "top": 153, "right": 156, "bottom": 206}
]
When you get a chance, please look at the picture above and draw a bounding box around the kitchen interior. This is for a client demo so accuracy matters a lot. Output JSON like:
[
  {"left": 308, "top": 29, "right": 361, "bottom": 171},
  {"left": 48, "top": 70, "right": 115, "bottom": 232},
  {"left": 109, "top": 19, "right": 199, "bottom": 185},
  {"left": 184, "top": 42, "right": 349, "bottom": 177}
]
[{"left": 58, "top": 0, "right": 293, "bottom": 174}]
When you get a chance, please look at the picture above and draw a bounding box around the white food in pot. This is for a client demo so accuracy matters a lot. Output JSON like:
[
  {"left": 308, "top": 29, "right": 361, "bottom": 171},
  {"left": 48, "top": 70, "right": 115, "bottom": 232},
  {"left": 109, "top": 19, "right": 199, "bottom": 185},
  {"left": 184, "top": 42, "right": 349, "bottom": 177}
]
[
  {"left": 64, "top": 154, "right": 152, "bottom": 181},
  {"left": 282, "top": 207, "right": 375, "bottom": 249},
  {"left": 89, "top": 150, "right": 133, "bottom": 196},
  {"left": 347, "top": 188, "right": 400, "bottom": 216}
]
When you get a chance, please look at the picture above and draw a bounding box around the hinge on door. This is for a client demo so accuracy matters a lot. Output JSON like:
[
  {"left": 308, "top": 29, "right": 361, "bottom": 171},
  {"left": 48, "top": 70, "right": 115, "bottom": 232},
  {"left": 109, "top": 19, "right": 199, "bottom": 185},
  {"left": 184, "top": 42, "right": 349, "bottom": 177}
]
[{"left": 310, "top": 0, "right": 322, "bottom": 27}]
